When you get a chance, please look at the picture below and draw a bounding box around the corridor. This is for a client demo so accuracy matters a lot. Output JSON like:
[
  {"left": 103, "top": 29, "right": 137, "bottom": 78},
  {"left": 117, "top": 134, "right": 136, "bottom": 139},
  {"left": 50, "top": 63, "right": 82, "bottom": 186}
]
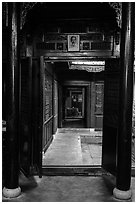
[
  {"left": 2, "top": 2, "right": 135, "bottom": 201},
  {"left": 43, "top": 128, "right": 102, "bottom": 166}
]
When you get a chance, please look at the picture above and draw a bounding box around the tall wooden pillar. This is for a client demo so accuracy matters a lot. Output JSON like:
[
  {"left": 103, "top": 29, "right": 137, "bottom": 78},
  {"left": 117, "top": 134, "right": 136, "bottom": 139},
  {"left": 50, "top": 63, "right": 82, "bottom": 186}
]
[
  {"left": 113, "top": 3, "right": 135, "bottom": 201},
  {"left": 3, "top": 3, "right": 21, "bottom": 198}
]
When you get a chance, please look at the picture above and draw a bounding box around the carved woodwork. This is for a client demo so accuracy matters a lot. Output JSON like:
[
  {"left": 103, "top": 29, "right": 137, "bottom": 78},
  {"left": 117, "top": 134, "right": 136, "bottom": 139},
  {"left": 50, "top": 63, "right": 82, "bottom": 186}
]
[
  {"left": 2, "top": 2, "right": 122, "bottom": 29},
  {"left": 20, "top": 2, "right": 37, "bottom": 29},
  {"left": 69, "top": 65, "right": 105, "bottom": 73},
  {"left": 20, "top": 2, "right": 122, "bottom": 29},
  {"left": 35, "top": 32, "right": 113, "bottom": 55},
  {"left": 109, "top": 2, "right": 122, "bottom": 28}
]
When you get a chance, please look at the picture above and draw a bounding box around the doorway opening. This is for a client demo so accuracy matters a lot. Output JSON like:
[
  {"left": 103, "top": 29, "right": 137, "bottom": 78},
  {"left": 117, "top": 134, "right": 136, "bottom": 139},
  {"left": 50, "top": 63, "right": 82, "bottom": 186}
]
[
  {"left": 42, "top": 59, "right": 103, "bottom": 169},
  {"left": 62, "top": 87, "right": 86, "bottom": 128}
]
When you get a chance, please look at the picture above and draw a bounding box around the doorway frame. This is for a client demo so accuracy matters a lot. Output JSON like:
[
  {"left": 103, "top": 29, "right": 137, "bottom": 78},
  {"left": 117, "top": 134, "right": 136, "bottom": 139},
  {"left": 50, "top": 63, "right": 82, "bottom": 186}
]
[
  {"left": 61, "top": 81, "right": 91, "bottom": 128},
  {"left": 63, "top": 87, "right": 85, "bottom": 120},
  {"left": 42, "top": 56, "right": 105, "bottom": 175},
  {"left": 40, "top": 56, "right": 134, "bottom": 177}
]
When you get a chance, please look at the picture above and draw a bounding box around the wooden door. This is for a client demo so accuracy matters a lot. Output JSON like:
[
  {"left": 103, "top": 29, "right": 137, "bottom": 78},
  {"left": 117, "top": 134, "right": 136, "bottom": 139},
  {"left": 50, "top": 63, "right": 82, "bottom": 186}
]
[
  {"left": 31, "top": 57, "right": 43, "bottom": 177},
  {"left": 19, "top": 57, "right": 32, "bottom": 176},
  {"left": 102, "top": 59, "right": 120, "bottom": 175},
  {"left": 53, "top": 79, "right": 58, "bottom": 134},
  {"left": 19, "top": 57, "right": 43, "bottom": 177},
  {"left": 42, "top": 62, "right": 53, "bottom": 153}
]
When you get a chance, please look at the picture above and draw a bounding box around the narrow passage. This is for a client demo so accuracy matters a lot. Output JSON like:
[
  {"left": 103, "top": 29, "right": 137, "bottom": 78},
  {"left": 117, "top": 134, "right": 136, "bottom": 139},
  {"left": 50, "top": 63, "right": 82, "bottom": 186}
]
[{"left": 43, "top": 128, "right": 102, "bottom": 166}]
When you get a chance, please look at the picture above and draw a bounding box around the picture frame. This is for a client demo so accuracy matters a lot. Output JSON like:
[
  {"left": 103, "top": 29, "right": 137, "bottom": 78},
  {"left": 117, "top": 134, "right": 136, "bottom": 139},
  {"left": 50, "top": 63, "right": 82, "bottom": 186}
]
[{"left": 68, "top": 35, "right": 80, "bottom": 51}]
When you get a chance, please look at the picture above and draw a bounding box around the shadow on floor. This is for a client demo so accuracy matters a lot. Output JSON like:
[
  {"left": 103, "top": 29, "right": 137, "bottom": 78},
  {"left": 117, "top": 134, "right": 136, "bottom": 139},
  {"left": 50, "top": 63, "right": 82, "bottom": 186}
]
[
  {"left": 2, "top": 174, "right": 135, "bottom": 202},
  {"left": 62, "top": 118, "right": 85, "bottom": 128},
  {"left": 102, "top": 174, "right": 116, "bottom": 195},
  {"left": 19, "top": 172, "right": 38, "bottom": 192}
]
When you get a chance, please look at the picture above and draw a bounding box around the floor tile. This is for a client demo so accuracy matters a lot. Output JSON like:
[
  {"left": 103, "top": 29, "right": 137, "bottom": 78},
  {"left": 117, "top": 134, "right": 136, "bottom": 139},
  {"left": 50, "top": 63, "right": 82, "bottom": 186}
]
[{"left": 43, "top": 128, "right": 102, "bottom": 166}]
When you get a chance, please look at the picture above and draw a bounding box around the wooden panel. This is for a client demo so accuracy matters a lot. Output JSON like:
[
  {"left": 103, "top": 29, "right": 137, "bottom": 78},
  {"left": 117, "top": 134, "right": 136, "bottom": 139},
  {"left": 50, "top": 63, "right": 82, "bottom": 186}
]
[
  {"left": 91, "top": 42, "right": 112, "bottom": 50},
  {"left": 2, "top": 62, "right": 7, "bottom": 120},
  {"left": 95, "top": 115, "right": 103, "bottom": 130},
  {"left": 34, "top": 29, "right": 114, "bottom": 57},
  {"left": 32, "top": 59, "right": 40, "bottom": 166},
  {"left": 43, "top": 118, "right": 53, "bottom": 152},
  {"left": 94, "top": 82, "right": 104, "bottom": 130},
  {"left": 53, "top": 80, "right": 58, "bottom": 133},
  {"left": 102, "top": 59, "right": 120, "bottom": 175},
  {"left": 95, "top": 83, "right": 104, "bottom": 114},
  {"left": 102, "top": 126, "right": 117, "bottom": 175},
  {"left": 36, "top": 42, "right": 55, "bottom": 50},
  {"left": 31, "top": 57, "right": 43, "bottom": 177},
  {"left": 44, "top": 70, "right": 53, "bottom": 121},
  {"left": 36, "top": 51, "right": 113, "bottom": 58},
  {"left": 90, "top": 82, "right": 96, "bottom": 128},
  {"left": 86, "top": 85, "right": 91, "bottom": 128},
  {"left": 42, "top": 64, "right": 53, "bottom": 152},
  {"left": 20, "top": 57, "right": 43, "bottom": 177},
  {"left": 20, "top": 58, "right": 32, "bottom": 176},
  {"left": 58, "top": 84, "right": 63, "bottom": 128},
  {"left": 103, "top": 76, "right": 119, "bottom": 127}
]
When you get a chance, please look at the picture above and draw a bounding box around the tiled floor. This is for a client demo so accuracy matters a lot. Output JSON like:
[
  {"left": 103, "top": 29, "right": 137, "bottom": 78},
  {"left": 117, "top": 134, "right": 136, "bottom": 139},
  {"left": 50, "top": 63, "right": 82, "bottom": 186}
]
[
  {"left": 43, "top": 128, "right": 135, "bottom": 167},
  {"left": 2, "top": 173, "right": 135, "bottom": 202},
  {"left": 3, "top": 129, "right": 135, "bottom": 202},
  {"left": 43, "top": 128, "right": 102, "bottom": 166}
]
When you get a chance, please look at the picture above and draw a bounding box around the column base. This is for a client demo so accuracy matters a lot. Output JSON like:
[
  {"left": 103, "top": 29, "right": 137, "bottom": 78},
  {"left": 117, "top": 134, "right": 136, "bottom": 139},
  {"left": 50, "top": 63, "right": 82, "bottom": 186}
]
[
  {"left": 113, "top": 187, "right": 132, "bottom": 201},
  {"left": 3, "top": 187, "right": 21, "bottom": 198}
]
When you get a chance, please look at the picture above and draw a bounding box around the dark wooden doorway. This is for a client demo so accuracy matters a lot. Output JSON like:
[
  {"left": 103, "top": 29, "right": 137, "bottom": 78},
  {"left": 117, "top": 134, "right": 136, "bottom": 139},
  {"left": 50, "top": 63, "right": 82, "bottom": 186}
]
[
  {"left": 62, "top": 86, "right": 86, "bottom": 128},
  {"left": 58, "top": 81, "right": 91, "bottom": 129}
]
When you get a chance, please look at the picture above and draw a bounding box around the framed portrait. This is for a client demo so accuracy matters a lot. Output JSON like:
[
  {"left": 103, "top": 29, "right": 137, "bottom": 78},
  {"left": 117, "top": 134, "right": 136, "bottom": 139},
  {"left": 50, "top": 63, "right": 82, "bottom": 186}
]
[{"left": 68, "top": 35, "right": 80, "bottom": 51}]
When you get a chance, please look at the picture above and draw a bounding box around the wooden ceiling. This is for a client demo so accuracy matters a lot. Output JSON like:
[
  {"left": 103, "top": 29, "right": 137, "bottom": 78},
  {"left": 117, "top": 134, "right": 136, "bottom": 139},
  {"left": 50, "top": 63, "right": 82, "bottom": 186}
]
[{"left": 25, "top": 3, "right": 118, "bottom": 31}]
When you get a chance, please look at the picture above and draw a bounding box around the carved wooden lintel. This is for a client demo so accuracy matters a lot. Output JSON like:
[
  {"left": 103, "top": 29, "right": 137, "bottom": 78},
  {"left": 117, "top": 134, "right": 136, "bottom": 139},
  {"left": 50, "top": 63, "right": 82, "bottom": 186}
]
[
  {"left": 69, "top": 65, "right": 105, "bottom": 72},
  {"left": 2, "top": 2, "right": 122, "bottom": 29},
  {"left": 20, "top": 2, "right": 122, "bottom": 29}
]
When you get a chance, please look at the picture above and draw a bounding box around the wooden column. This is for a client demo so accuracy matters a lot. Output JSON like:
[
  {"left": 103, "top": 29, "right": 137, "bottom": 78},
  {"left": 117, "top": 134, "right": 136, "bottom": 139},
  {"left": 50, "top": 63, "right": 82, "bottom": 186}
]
[
  {"left": 113, "top": 3, "right": 135, "bottom": 201},
  {"left": 3, "top": 3, "right": 21, "bottom": 198}
]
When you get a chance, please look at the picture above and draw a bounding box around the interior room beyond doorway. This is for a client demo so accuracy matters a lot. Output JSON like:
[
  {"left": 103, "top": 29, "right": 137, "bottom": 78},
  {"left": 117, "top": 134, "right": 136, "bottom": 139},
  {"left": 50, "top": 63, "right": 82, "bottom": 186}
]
[
  {"left": 62, "top": 86, "right": 86, "bottom": 128},
  {"left": 42, "top": 60, "right": 103, "bottom": 167}
]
